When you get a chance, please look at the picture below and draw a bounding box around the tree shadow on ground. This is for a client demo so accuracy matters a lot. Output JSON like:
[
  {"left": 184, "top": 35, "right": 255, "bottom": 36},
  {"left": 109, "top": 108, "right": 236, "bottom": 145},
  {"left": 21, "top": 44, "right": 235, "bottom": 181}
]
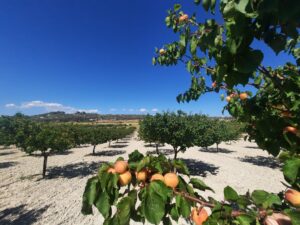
[
  {"left": 199, "top": 147, "right": 235, "bottom": 154},
  {"left": 144, "top": 144, "right": 165, "bottom": 148},
  {"left": 0, "top": 204, "right": 49, "bottom": 225},
  {"left": 86, "top": 150, "right": 126, "bottom": 157},
  {"left": 46, "top": 161, "right": 106, "bottom": 179},
  {"left": 179, "top": 158, "right": 219, "bottom": 177},
  {"left": 23, "top": 150, "right": 72, "bottom": 158},
  {"left": 109, "top": 144, "right": 128, "bottom": 148},
  {"left": 245, "top": 146, "right": 261, "bottom": 149},
  {"left": 238, "top": 156, "right": 281, "bottom": 169},
  {"left": 115, "top": 141, "right": 129, "bottom": 144},
  {"left": 75, "top": 145, "right": 90, "bottom": 148},
  {"left": 0, "top": 161, "right": 18, "bottom": 169},
  {"left": 0, "top": 151, "right": 14, "bottom": 156},
  {"left": 146, "top": 149, "right": 174, "bottom": 156}
]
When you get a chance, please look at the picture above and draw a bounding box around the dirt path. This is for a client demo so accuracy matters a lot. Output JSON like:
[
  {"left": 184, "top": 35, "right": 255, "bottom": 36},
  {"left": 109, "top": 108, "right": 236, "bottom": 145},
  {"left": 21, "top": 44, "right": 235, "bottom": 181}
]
[{"left": 0, "top": 133, "right": 284, "bottom": 225}]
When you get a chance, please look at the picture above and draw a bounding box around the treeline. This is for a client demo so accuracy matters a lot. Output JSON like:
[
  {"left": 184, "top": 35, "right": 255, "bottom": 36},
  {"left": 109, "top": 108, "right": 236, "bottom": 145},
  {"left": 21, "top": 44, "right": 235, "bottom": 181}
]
[
  {"left": 0, "top": 114, "right": 135, "bottom": 178},
  {"left": 139, "top": 111, "right": 243, "bottom": 159},
  {"left": 30, "top": 111, "right": 146, "bottom": 122}
]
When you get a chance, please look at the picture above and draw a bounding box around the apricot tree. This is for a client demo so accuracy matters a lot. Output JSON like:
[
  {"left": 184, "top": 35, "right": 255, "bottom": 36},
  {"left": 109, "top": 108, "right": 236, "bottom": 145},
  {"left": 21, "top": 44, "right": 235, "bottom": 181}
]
[{"left": 82, "top": 0, "right": 300, "bottom": 224}]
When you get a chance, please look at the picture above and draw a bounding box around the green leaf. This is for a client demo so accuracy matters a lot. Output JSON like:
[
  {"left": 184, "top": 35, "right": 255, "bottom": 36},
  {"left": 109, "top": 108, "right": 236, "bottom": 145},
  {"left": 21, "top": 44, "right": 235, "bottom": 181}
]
[
  {"left": 149, "top": 180, "right": 172, "bottom": 202},
  {"left": 202, "top": 0, "right": 211, "bottom": 11},
  {"left": 236, "top": 214, "right": 255, "bottom": 225},
  {"left": 210, "top": 0, "right": 216, "bottom": 13},
  {"left": 143, "top": 192, "right": 165, "bottom": 224},
  {"left": 162, "top": 217, "right": 172, "bottom": 225},
  {"left": 137, "top": 156, "right": 151, "bottom": 172},
  {"left": 235, "top": 49, "right": 263, "bottom": 74},
  {"left": 251, "top": 190, "right": 269, "bottom": 205},
  {"left": 128, "top": 150, "right": 144, "bottom": 163},
  {"left": 81, "top": 177, "right": 99, "bottom": 215},
  {"left": 175, "top": 195, "right": 191, "bottom": 218},
  {"left": 172, "top": 159, "right": 190, "bottom": 175},
  {"left": 283, "top": 158, "right": 300, "bottom": 184},
  {"left": 114, "top": 197, "right": 133, "bottom": 225},
  {"left": 224, "top": 186, "right": 239, "bottom": 201},
  {"left": 190, "top": 178, "right": 214, "bottom": 192},
  {"left": 174, "top": 4, "right": 181, "bottom": 11},
  {"left": 180, "top": 33, "right": 187, "bottom": 48},
  {"left": 262, "top": 193, "right": 282, "bottom": 208},
  {"left": 95, "top": 191, "right": 111, "bottom": 219},
  {"left": 170, "top": 204, "right": 179, "bottom": 221},
  {"left": 190, "top": 37, "right": 197, "bottom": 56}
]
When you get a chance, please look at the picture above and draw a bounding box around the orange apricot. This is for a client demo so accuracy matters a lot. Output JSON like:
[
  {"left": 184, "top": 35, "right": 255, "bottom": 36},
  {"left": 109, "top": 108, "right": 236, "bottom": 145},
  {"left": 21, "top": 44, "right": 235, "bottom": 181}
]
[
  {"left": 114, "top": 160, "right": 128, "bottom": 174},
  {"left": 119, "top": 171, "right": 132, "bottom": 186},
  {"left": 164, "top": 172, "right": 179, "bottom": 188}
]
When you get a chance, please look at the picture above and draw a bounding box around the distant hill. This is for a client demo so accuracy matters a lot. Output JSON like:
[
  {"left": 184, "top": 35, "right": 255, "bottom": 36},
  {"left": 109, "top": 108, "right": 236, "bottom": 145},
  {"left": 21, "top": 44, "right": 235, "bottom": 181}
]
[{"left": 30, "top": 111, "right": 146, "bottom": 122}]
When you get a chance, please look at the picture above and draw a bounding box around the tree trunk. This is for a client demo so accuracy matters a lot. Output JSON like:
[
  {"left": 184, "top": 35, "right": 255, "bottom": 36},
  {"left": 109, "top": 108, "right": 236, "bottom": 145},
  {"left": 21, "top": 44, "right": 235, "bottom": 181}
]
[
  {"left": 174, "top": 147, "right": 178, "bottom": 160},
  {"left": 42, "top": 153, "right": 48, "bottom": 178},
  {"left": 93, "top": 145, "right": 96, "bottom": 155},
  {"left": 155, "top": 143, "right": 159, "bottom": 155},
  {"left": 216, "top": 143, "right": 219, "bottom": 152},
  {"left": 205, "top": 146, "right": 208, "bottom": 151},
  {"left": 109, "top": 141, "right": 111, "bottom": 147}
]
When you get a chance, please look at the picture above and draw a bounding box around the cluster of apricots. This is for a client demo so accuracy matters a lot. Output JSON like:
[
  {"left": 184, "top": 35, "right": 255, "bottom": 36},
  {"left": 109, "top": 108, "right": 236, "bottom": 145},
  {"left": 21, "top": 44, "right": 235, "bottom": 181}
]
[
  {"left": 107, "top": 160, "right": 179, "bottom": 188},
  {"left": 225, "top": 92, "right": 248, "bottom": 102},
  {"left": 107, "top": 160, "right": 132, "bottom": 186},
  {"left": 108, "top": 162, "right": 300, "bottom": 225}
]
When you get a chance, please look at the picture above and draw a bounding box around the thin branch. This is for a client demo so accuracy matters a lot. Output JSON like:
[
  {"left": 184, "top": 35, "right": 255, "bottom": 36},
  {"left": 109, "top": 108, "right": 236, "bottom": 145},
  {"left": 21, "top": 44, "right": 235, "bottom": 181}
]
[
  {"left": 173, "top": 190, "right": 268, "bottom": 219},
  {"left": 173, "top": 190, "right": 215, "bottom": 208}
]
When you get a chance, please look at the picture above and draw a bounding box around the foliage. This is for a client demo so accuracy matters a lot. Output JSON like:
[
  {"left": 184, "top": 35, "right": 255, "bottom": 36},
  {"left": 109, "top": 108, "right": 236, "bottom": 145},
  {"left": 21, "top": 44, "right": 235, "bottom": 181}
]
[
  {"left": 0, "top": 114, "right": 135, "bottom": 178},
  {"left": 82, "top": 151, "right": 300, "bottom": 225},
  {"left": 139, "top": 112, "right": 242, "bottom": 157},
  {"left": 82, "top": 0, "right": 300, "bottom": 224},
  {"left": 152, "top": 0, "right": 300, "bottom": 156}
]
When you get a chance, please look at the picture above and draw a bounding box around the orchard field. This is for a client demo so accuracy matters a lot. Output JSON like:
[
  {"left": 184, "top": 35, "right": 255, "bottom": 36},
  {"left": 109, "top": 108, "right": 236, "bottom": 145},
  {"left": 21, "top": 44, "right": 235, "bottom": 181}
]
[{"left": 0, "top": 131, "right": 284, "bottom": 225}]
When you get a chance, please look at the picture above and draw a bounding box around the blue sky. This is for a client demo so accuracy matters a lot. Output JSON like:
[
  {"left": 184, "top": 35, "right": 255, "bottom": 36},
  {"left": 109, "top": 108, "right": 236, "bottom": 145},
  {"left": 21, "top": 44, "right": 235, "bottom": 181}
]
[{"left": 0, "top": 0, "right": 294, "bottom": 116}]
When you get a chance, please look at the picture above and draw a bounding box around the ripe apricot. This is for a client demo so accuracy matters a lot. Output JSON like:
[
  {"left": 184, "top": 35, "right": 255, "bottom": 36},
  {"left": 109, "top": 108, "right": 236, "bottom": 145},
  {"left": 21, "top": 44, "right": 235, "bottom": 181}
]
[
  {"left": 119, "top": 171, "right": 132, "bottom": 186},
  {"left": 212, "top": 81, "right": 217, "bottom": 88},
  {"left": 107, "top": 167, "right": 116, "bottom": 174},
  {"left": 159, "top": 49, "right": 166, "bottom": 55},
  {"left": 225, "top": 96, "right": 231, "bottom": 102},
  {"left": 164, "top": 173, "right": 179, "bottom": 188},
  {"left": 136, "top": 170, "right": 148, "bottom": 182},
  {"left": 114, "top": 160, "right": 128, "bottom": 174},
  {"left": 239, "top": 92, "right": 248, "bottom": 100},
  {"left": 283, "top": 126, "right": 298, "bottom": 135},
  {"left": 285, "top": 189, "right": 300, "bottom": 207},
  {"left": 191, "top": 207, "right": 209, "bottom": 225},
  {"left": 150, "top": 173, "right": 164, "bottom": 182},
  {"left": 179, "top": 14, "right": 188, "bottom": 22}
]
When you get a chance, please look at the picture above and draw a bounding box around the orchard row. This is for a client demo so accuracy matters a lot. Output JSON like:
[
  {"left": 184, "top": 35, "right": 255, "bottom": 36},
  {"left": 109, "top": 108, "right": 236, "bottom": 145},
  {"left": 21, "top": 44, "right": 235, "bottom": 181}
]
[
  {"left": 0, "top": 113, "right": 135, "bottom": 178},
  {"left": 139, "top": 111, "right": 243, "bottom": 159}
]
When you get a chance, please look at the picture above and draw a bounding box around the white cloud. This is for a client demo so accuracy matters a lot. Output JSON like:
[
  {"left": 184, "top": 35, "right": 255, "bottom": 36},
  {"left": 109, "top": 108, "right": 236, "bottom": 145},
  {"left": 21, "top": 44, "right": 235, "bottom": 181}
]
[
  {"left": 109, "top": 108, "right": 117, "bottom": 112},
  {"left": 139, "top": 108, "right": 147, "bottom": 113},
  {"left": 128, "top": 109, "right": 134, "bottom": 112},
  {"left": 5, "top": 100, "right": 99, "bottom": 114},
  {"left": 151, "top": 108, "right": 158, "bottom": 112},
  {"left": 5, "top": 103, "right": 16, "bottom": 108}
]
